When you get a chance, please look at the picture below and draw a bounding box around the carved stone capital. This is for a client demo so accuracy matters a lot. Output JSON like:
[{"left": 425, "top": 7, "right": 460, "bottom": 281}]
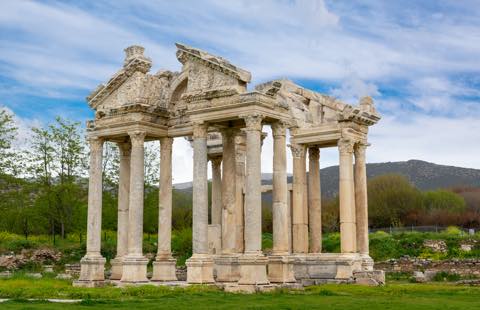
[
  {"left": 289, "top": 143, "right": 305, "bottom": 159},
  {"left": 88, "top": 137, "right": 104, "bottom": 153},
  {"left": 192, "top": 123, "right": 208, "bottom": 139},
  {"left": 338, "top": 138, "right": 355, "bottom": 155},
  {"left": 354, "top": 142, "right": 368, "bottom": 158},
  {"left": 128, "top": 131, "right": 146, "bottom": 147},
  {"left": 271, "top": 121, "right": 287, "bottom": 137},
  {"left": 210, "top": 156, "right": 222, "bottom": 167},
  {"left": 242, "top": 114, "right": 263, "bottom": 131},
  {"left": 308, "top": 147, "right": 320, "bottom": 160},
  {"left": 160, "top": 137, "right": 173, "bottom": 151},
  {"left": 117, "top": 141, "right": 132, "bottom": 157}
]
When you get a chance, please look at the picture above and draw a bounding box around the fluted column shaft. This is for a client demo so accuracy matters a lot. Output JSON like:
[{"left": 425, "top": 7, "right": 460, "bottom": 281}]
[
  {"left": 86, "top": 137, "right": 104, "bottom": 257},
  {"left": 272, "top": 122, "right": 289, "bottom": 254},
  {"left": 243, "top": 115, "right": 263, "bottom": 254},
  {"left": 192, "top": 124, "right": 209, "bottom": 255},
  {"left": 355, "top": 143, "right": 369, "bottom": 255},
  {"left": 157, "top": 137, "right": 173, "bottom": 258},
  {"left": 291, "top": 143, "right": 308, "bottom": 253},
  {"left": 235, "top": 134, "right": 246, "bottom": 253},
  {"left": 127, "top": 131, "right": 146, "bottom": 257},
  {"left": 221, "top": 128, "right": 238, "bottom": 254},
  {"left": 338, "top": 138, "right": 357, "bottom": 253},
  {"left": 308, "top": 147, "right": 322, "bottom": 253},
  {"left": 211, "top": 157, "right": 222, "bottom": 226},
  {"left": 116, "top": 142, "right": 131, "bottom": 259}
]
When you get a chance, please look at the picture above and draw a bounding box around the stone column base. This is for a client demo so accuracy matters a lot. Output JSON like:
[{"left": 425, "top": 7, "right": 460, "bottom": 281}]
[
  {"left": 214, "top": 254, "right": 240, "bottom": 282},
  {"left": 109, "top": 257, "right": 123, "bottom": 280},
  {"left": 120, "top": 255, "right": 149, "bottom": 283},
  {"left": 268, "top": 255, "right": 296, "bottom": 283},
  {"left": 75, "top": 255, "right": 106, "bottom": 287},
  {"left": 186, "top": 254, "right": 214, "bottom": 284},
  {"left": 151, "top": 258, "right": 178, "bottom": 281},
  {"left": 238, "top": 254, "right": 269, "bottom": 285},
  {"left": 359, "top": 254, "right": 374, "bottom": 271}
]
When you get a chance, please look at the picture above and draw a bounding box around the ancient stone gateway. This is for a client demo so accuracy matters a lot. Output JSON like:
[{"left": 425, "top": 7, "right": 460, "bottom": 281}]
[{"left": 74, "top": 44, "right": 382, "bottom": 290}]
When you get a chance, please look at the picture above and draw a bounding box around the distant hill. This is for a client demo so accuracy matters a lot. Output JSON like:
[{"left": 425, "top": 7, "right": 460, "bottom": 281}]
[{"left": 175, "top": 160, "right": 480, "bottom": 199}]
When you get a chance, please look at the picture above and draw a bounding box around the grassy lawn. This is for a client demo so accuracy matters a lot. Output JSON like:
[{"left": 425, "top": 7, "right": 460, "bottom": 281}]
[{"left": 1, "top": 276, "right": 480, "bottom": 309}]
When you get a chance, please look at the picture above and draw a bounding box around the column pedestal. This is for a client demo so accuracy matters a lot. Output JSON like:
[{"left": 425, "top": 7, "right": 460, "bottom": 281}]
[
  {"left": 268, "top": 255, "right": 296, "bottom": 283},
  {"left": 110, "top": 258, "right": 123, "bottom": 281},
  {"left": 152, "top": 257, "right": 177, "bottom": 281},
  {"left": 214, "top": 254, "right": 240, "bottom": 282},
  {"left": 238, "top": 255, "right": 270, "bottom": 285},
  {"left": 186, "top": 254, "right": 214, "bottom": 284},
  {"left": 74, "top": 255, "right": 106, "bottom": 287},
  {"left": 121, "top": 256, "right": 149, "bottom": 283}
]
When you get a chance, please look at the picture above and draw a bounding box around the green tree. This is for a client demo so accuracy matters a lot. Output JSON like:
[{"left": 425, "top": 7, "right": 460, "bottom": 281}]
[
  {"left": 368, "top": 174, "right": 424, "bottom": 227},
  {"left": 423, "top": 190, "right": 466, "bottom": 213},
  {"left": 29, "top": 117, "right": 87, "bottom": 239},
  {"left": 0, "top": 108, "right": 17, "bottom": 174}
]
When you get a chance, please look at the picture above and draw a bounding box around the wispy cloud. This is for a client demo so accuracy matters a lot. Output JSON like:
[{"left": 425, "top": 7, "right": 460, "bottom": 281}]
[{"left": 0, "top": 0, "right": 479, "bottom": 180}]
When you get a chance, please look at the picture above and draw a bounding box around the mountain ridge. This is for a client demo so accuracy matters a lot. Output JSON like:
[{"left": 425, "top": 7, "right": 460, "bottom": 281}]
[{"left": 174, "top": 160, "right": 480, "bottom": 198}]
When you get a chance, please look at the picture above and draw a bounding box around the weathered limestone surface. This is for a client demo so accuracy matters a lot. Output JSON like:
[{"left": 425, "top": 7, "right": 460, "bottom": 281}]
[
  {"left": 81, "top": 43, "right": 381, "bottom": 289},
  {"left": 186, "top": 124, "right": 214, "bottom": 284},
  {"left": 152, "top": 137, "right": 177, "bottom": 281},
  {"left": 76, "top": 138, "right": 105, "bottom": 286},
  {"left": 110, "top": 142, "right": 131, "bottom": 280},
  {"left": 121, "top": 131, "right": 148, "bottom": 283},
  {"left": 338, "top": 139, "right": 357, "bottom": 254},
  {"left": 308, "top": 147, "right": 321, "bottom": 254},
  {"left": 291, "top": 143, "right": 308, "bottom": 254}
]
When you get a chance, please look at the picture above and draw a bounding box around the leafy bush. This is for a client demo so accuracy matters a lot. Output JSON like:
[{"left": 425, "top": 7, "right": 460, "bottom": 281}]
[
  {"left": 322, "top": 233, "right": 340, "bottom": 253},
  {"left": 172, "top": 228, "right": 192, "bottom": 266},
  {"left": 432, "top": 271, "right": 461, "bottom": 282}
]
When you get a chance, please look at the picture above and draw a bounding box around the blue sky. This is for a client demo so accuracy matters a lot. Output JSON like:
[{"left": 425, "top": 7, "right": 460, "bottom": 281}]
[{"left": 1, "top": 0, "right": 479, "bottom": 182}]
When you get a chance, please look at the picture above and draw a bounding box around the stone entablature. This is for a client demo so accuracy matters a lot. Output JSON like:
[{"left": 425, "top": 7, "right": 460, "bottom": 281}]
[{"left": 75, "top": 43, "right": 381, "bottom": 290}]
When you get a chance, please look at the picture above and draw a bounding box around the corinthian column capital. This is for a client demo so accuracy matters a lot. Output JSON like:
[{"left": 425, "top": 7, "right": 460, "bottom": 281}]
[
  {"left": 338, "top": 138, "right": 355, "bottom": 155},
  {"left": 128, "top": 131, "right": 146, "bottom": 147},
  {"left": 192, "top": 122, "right": 208, "bottom": 139},
  {"left": 271, "top": 121, "right": 288, "bottom": 137},
  {"left": 242, "top": 114, "right": 263, "bottom": 131},
  {"left": 88, "top": 137, "right": 104, "bottom": 152},
  {"left": 117, "top": 141, "right": 132, "bottom": 157},
  {"left": 289, "top": 143, "right": 305, "bottom": 158},
  {"left": 354, "top": 142, "right": 369, "bottom": 157},
  {"left": 308, "top": 147, "right": 320, "bottom": 160},
  {"left": 160, "top": 137, "right": 173, "bottom": 151}
]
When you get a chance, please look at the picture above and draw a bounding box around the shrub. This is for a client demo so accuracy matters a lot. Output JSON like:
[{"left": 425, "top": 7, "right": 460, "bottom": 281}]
[{"left": 432, "top": 271, "right": 461, "bottom": 282}]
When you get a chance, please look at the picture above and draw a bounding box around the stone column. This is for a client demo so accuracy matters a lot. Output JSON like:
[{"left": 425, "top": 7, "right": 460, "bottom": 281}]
[
  {"left": 211, "top": 157, "right": 222, "bottom": 226},
  {"left": 235, "top": 133, "right": 246, "bottom": 253},
  {"left": 121, "top": 131, "right": 148, "bottom": 283},
  {"left": 215, "top": 129, "right": 240, "bottom": 282},
  {"left": 308, "top": 147, "right": 322, "bottom": 253},
  {"left": 338, "top": 138, "right": 357, "bottom": 253},
  {"left": 221, "top": 128, "right": 237, "bottom": 254},
  {"left": 207, "top": 156, "right": 222, "bottom": 256},
  {"left": 238, "top": 114, "right": 269, "bottom": 286},
  {"left": 76, "top": 137, "right": 105, "bottom": 286},
  {"left": 110, "top": 142, "right": 131, "bottom": 280},
  {"left": 291, "top": 143, "right": 308, "bottom": 254},
  {"left": 186, "top": 123, "right": 214, "bottom": 284},
  {"left": 152, "top": 137, "right": 177, "bottom": 281},
  {"left": 268, "top": 122, "right": 295, "bottom": 283},
  {"left": 355, "top": 142, "right": 373, "bottom": 269}
]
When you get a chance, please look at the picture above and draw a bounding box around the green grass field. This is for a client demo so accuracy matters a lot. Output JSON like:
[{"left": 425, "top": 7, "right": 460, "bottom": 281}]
[{"left": 1, "top": 276, "right": 480, "bottom": 309}]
